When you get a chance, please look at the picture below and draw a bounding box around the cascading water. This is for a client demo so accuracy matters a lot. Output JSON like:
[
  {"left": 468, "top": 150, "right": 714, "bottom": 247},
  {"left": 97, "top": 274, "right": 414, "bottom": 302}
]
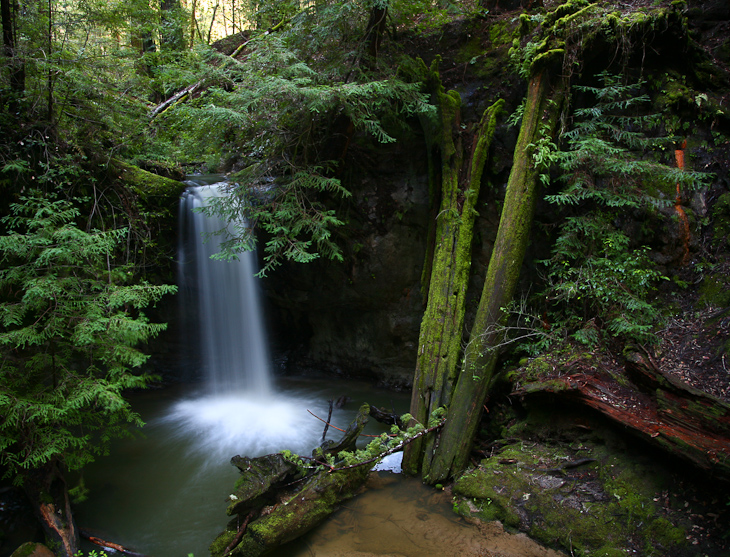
[
  {"left": 71, "top": 176, "right": 413, "bottom": 557},
  {"left": 170, "top": 177, "right": 322, "bottom": 460},
  {"left": 178, "top": 182, "right": 271, "bottom": 394}
]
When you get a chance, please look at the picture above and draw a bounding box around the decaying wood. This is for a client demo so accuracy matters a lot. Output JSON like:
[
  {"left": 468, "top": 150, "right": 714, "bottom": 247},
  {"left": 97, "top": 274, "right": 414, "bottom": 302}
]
[
  {"left": 228, "top": 453, "right": 299, "bottom": 516},
  {"left": 369, "top": 404, "right": 403, "bottom": 428},
  {"left": 211, "top": 403, "right": 373, "bottom": 557},
  {"left": 316, "top": 403, "right": 370, "bottom": 458},
  {"left": 222, "top": 510, "right": 256, "bottom": 557},
  {"left": 211, "top": 403, "right": 444, "bottom": 557},
  {"left": 86, "top": 535, "right": 148, "bottom": 557},
  {"left": 149, "top": 82, "right": 200, "bottom": 119},
  {"left": 512, "top": 349, "right": 730, "bottom": 483},
  {"left": 23, "top": 461, "right": 79, "bottom": 557}
]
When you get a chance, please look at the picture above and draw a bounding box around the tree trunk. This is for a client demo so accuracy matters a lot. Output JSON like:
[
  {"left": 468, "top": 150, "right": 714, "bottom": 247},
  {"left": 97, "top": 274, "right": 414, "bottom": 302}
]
[
  {"left": 402, "top": 58, "right": 503, "bottom": 476},
  {"left": 161, "top": 0, "right": 185, "bottom": 52},
  {"left": 422, "top": 68, "right": 568, "bottom": 484},
  {"left": 1, "top": 0, "right": 25, "bottom": 108},
  {"left": 189, "top": 0, "right": 198, "bottom": 47},
  {"left": 362, "top": 3, "right": 387, "bottom": 68},
  {"left": 23, "top": 460, "right": 79, "bottom": 557}
]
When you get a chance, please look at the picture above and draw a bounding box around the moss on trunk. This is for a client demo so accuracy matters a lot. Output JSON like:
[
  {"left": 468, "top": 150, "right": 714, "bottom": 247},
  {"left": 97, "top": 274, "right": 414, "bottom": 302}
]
[
  {"left": 403, "top": 58, "right": 503, "bottom": 476},
  {"left": 423, "top": 68, "right": 567, "bottom": 484}
]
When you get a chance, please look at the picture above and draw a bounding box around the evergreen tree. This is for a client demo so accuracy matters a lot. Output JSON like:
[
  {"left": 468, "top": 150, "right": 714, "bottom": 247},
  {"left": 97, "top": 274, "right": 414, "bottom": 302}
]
[
  {"left": 156, "top": 0, "right": 433, "bottom": 275},
  {"left": 0, "top": 194, "right": 176, "bottom": 553},
  {"left": 539, "top": 74, "right": 711, "bottom": 347}
]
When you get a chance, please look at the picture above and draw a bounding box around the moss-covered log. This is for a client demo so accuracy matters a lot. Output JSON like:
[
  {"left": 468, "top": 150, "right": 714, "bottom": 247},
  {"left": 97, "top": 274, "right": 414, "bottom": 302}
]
[
  {"left": 211, "top": 404, "right": 375, "bottom": 557},
  {"left": 403, "top": 58, "right": 503, "bottom": 476},
  {"left": 212, "top": 464, "right": 372, "bottom": 557},
  {"left": 423, "top": 67, "right": 568, "bottom": 484}
]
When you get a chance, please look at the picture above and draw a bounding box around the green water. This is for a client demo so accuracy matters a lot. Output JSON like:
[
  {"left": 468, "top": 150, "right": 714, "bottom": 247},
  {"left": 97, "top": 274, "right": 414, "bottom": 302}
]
[{"left": 75, "top": 377, "right": 409, "bottom": 557}]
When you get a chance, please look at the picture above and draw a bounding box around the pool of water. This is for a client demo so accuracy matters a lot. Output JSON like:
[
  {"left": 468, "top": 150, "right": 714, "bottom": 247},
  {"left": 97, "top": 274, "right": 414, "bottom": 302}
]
[{"left": 75, "top": 376, "right": 410, "bottom": 557}]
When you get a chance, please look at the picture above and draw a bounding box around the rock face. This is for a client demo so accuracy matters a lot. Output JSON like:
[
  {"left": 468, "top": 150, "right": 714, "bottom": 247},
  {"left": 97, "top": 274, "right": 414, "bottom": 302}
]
[{"left": 262, "top": 140, "right": 432, "bottom": 388}]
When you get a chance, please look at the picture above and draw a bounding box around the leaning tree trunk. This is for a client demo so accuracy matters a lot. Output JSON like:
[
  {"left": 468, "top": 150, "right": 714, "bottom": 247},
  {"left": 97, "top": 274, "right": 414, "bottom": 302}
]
[
  {"left": 402, "top": 58, "right": 503, "bottom": 476},
  {"left": 423, "top": 67, "right": 568, "bottom": 484}
]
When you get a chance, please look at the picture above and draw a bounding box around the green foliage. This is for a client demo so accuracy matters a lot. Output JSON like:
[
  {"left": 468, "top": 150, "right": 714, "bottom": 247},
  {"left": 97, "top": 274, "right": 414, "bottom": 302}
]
[
  {"left": 542, "top": 218, "right": 667, "bottom": 345},
  {"left": 156, "top": 6, "right": 433, "bottom": 274},
  {"left": 538, "top": 74, "right": 710, "bottom": 347},
  {"left": 0, "top": 195, "right": 176, "bottom": 482},
  {"left": 0, "top": 0, "right": 160, "bottom": 160},
  {"left": 389, "top": 0, "right": 475, "bottom": 36}
]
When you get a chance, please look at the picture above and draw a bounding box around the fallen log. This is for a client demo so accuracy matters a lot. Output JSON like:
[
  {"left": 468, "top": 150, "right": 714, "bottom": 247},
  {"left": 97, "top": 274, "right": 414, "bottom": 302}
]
[
  {"left": 210, "top": 403, "right": 373, "bottom": 557},
  {"left": 512, "top": 351, "right": 730, "bottom": 483},
  {"left": 149, "top": 11, "right": 305, "bottom": 121},
  {"left": 149, "top": 82, "right": 201, "bottom": 119},
  {"left": 86, "top": 536, "right": 148, "bottom": 557},
  {"left": 210, "top": 403, "right": 445, "bottom": 557}
]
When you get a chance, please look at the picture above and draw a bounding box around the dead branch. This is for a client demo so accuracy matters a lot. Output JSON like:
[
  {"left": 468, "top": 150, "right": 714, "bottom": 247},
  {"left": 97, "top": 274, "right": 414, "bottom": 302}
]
[
  {"left": 149, "top": 82, "right": 201, "bottom": 119},
  {"left": 329, "top": 418, "right": 446, "bottom": 473},
  {"left": 222, "top": 510, "right": 256, "bottom": 557}
]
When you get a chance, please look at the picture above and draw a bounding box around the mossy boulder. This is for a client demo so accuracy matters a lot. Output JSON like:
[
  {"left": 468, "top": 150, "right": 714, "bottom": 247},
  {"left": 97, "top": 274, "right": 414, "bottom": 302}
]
[
  {"left": 451, "top": 408, "right": 690, "bottom": 556},
  {"left": 9, "top": 543, "right": 55, "bottom": 557}
]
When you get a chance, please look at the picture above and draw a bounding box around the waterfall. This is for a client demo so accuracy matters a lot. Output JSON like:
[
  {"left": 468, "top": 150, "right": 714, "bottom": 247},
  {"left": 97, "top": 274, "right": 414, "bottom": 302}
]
[
  {"left": 179, "top": 179, "right": 272, "bottom": 395},
  {"left": 171, "top": 176, "right": 324, "bottom": 463}
]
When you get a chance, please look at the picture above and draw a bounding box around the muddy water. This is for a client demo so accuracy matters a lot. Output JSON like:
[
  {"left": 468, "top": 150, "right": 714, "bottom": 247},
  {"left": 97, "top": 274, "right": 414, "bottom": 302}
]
[{"left": 286, "top": 473, "right": 564, "bottom": 557}]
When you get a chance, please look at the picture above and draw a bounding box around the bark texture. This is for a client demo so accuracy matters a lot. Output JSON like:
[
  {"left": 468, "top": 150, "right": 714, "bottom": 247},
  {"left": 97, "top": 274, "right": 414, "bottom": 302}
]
[
  {"left": 423, "top": 67, "right": 567, "bottom": 483},
  {"left": 403, "top": 58, "right": 503, "bottom": 475},
  {"left": 23, "top": 461, "right": 79, "bottom": 557}
]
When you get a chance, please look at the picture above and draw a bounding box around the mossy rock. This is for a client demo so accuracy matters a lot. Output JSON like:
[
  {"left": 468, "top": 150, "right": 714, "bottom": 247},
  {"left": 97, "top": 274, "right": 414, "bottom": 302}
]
[
  {"left": 10, "top": 543, "right": 54, "bottom": 557},
  {"left": 699, "top": 274, "right": 730, "bottom": 308},
  {"left": 111, "top": 159, "right": 186, "bottom": 200},
  {"left": 451, "top": 407, "right": 690, "bottom": 556}
]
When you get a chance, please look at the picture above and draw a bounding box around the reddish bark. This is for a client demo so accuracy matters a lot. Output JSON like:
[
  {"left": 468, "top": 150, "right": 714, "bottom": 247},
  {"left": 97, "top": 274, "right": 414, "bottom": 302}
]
[{"left": 513, "top": 349, "right": 730, "bottom": 483}]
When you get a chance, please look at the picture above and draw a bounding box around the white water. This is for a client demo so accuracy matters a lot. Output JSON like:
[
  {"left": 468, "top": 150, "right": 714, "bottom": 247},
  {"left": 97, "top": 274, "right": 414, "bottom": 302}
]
[
  {"left": 171, "top": 178, "right": 326, "bottom": 463},
  {"left": 179, "top": 182, "right": 271, "bottom": 394}
]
